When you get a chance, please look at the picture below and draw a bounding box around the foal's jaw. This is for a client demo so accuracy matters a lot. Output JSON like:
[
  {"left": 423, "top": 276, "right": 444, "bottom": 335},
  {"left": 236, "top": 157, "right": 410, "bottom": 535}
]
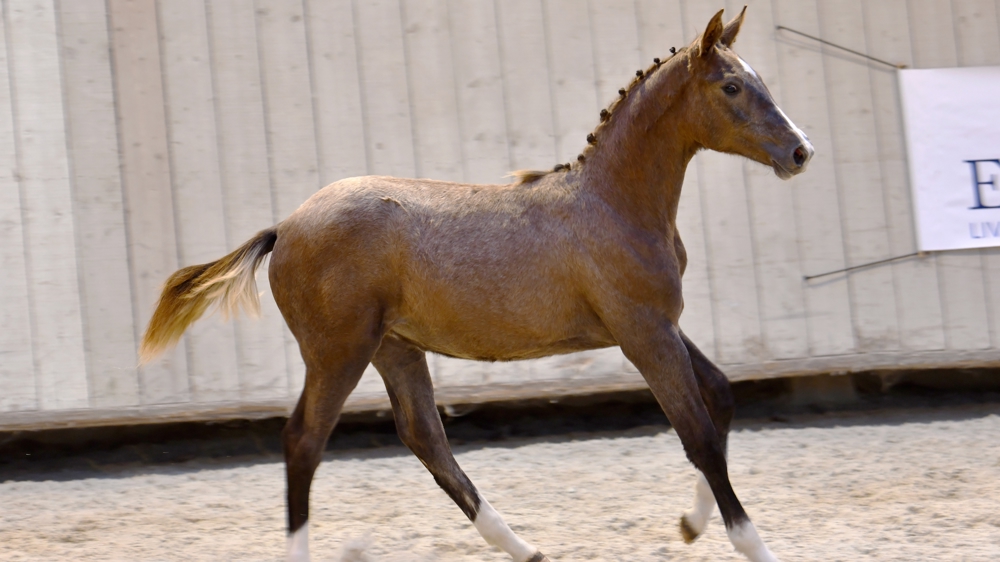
[{"left": 770, "top": 160, "right": 795, "bottom": 181}]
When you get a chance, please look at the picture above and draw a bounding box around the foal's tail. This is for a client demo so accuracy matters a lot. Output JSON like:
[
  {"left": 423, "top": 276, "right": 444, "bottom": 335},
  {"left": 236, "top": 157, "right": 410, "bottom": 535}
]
[{"left": 139, "top": 227, "right": 278, "bottom": 364}]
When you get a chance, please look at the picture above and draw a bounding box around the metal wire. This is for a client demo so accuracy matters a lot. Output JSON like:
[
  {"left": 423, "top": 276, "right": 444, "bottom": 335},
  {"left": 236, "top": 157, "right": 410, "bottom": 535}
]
[
  {"left": 804, "top": 252, "right": 923, "bottom": 281},
  {"left": 776, "top": 25, "right": 906, "bottom": 69}
]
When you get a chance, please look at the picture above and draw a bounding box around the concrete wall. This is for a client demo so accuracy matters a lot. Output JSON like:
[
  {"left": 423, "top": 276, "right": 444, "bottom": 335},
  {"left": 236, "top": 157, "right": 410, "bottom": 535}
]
[{"left": 2, "top": 0, "right": 999, "bottom": 430}]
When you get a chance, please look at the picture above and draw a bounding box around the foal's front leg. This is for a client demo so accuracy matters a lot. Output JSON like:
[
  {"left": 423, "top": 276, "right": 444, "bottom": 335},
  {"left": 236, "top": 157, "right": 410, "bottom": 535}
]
[
  {"left": 679, "top": 331, "right": 736, "bottom": 543},
  {"left": 616, "top": 321, "right": 778, "bottom": 562}
]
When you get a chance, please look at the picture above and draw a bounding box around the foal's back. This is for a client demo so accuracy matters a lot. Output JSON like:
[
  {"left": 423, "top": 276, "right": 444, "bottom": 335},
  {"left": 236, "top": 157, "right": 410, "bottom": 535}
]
[{"left": 269, "top": 175, "right": 619, "bottom": 360}]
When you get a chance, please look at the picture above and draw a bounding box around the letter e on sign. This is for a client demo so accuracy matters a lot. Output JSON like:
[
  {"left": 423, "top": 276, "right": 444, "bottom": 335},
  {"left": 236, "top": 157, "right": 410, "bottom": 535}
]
[{"left": 964, "top": 159, "right": 1000, "bottom": 209}]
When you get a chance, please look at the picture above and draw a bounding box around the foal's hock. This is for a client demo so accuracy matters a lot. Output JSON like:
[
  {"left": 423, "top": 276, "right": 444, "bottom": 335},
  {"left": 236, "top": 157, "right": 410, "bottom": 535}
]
[{"left": 141, "top": 8, "right": 813, "bottom": 562}]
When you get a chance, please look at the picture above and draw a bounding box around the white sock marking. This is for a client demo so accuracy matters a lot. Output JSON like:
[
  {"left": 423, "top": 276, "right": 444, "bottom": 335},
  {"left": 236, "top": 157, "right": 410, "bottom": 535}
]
[
  {"left": 287, "top": 524, "right": 310, "bottom": 562},
  {"left": 682, "top": 471, "right": 716, "bottom": 536},
  {"left": 472, "top": 495, "right": 539, "bottom": 562},
  {"left": 728, "top": 521, "right": 779, "bottom": 562}
]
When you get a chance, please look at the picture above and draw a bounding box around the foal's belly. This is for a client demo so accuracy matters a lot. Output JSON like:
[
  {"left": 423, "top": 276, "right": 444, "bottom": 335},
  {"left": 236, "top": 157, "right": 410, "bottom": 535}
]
[
  {"left": 388, "top": 283, "right": 618, "bottom": 361},
  {"left": 389, "top": 322, "right": 618, "bottom": 362}
]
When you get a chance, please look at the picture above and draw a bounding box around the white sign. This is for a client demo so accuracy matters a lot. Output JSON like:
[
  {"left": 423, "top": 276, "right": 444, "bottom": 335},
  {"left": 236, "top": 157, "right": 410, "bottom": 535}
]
[{"left": 899, "top": 66, "right": 1000, "bottom": 251}]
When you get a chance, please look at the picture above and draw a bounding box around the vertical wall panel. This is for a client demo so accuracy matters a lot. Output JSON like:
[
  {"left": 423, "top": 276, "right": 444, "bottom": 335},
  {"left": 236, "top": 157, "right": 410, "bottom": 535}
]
[
  {"left": 772, "top": 0, "right": 855, "bottom": 357},
  {"left": 981, "top": 57, "right": 1000, "bottom": 350},
  {"left": 906, "top": 0, "right": 991, "bottom": 351},
  {"left": 57, "top": 0, "right": 140, "bottom": 407},
  {"left": 543, "top": 0, "right": 599, "bottom": 164},
  {"left": 494, "top": 0, "right": 556, "bottom": 172},
  {"left": 399, "top": 0, "right": 463, "bottom": 181},
  {"left": 0, "top": 8, "right": 36, "bottom": 412},
  {"left": 108, "top": 0, "right": 190, "bottom": 404},
  {"left": 206, "top": 0, "right": 289, "bottom": 400},
  {"left": 635, "top": 0, "right": 684, "bottom": 61},
  {"left": 818, "top": 1, "right": 900, "bottom": 352},
  {"left": 8, "top": 0, "right": 88, "bottom": 409},
  {"left": 732, "top": 0, "right": 810, "bottom": 361},
  {"left": 354, "top": 0, "right": 416, "bottom": 177},
  {"left": 907, "top": 0, "right": 957, "bottom": 65},
  {"left": 255, "top": 0, "right": 320, "bottom": 219},
  {"left": 447, "top": 0, "right": 510, "bottom": 184},
  {"left": 690, "top": 152, "right": 764, "bottom": 365},
  {"left": 588, "top": 0, "right": 641, "bottom": 113},
  {"left": 676, "top": 166, "right": 718, "bottom": 361},
  {"left": 951, "top": 0, "right": 1000, "bottom": 67},
  {"left": 158, "top": 0, "right": 240, "bottom": 402},
  {"left": 304, "top": 0, "right": 368, "bottom": 184},
  {"left": 862, "top": 0, "right": 945, "bottom": 351},
  {"left": 683, "top": 0, "right": 764, "bottom": 364}
]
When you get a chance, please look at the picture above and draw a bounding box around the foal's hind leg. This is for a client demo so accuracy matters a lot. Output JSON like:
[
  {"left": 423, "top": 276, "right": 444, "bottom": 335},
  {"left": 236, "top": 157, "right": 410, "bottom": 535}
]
[
  {"left": 372, "top": 336, "right": 549, "bottom": 562},
  {"left": 282, "top": 323, "right": 382, "bottom": 562},
  {"left": 679, "top": 331, "right": 735, "bottom": 543},
  {"left": 617, "top": 321, "right": 777, "bottom": 562}
]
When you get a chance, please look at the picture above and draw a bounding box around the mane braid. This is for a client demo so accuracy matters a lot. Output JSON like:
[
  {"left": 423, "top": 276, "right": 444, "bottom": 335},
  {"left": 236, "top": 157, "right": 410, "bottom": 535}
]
[
  {"left": 509, "top": 47, "right": 684, "bottom": 186},
  {"left": 506, "top": 169, "right": 551, "bottom": 184}
]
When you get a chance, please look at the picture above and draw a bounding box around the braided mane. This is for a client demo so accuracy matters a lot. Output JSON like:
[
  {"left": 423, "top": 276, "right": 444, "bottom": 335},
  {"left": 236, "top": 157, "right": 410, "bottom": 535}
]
[{"left": 510, "top": 47, "right": 685, "bottom": 185}]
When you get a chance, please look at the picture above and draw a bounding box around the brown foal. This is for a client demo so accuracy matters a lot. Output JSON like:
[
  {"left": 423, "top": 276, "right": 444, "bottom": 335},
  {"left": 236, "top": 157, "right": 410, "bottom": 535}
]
[{"left": 141, "top": 8, "right": 812, "bottom": 562}]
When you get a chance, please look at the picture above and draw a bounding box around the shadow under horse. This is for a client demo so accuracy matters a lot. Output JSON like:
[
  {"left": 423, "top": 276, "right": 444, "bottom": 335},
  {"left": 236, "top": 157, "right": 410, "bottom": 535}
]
[{"left": 140, "top": 8, "right": 813, "bottom": 562}]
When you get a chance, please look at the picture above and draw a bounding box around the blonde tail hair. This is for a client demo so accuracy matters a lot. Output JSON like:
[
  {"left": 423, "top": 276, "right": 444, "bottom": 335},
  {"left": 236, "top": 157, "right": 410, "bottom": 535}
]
[{"left": 139, "top": 227, "right": 278, "bottom": 364}]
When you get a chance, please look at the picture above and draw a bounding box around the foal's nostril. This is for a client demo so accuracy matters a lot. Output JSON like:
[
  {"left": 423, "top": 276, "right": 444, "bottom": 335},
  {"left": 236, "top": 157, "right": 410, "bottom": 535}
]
[{"left": 793, "top": 146, "right": 807, "bottom": 167}]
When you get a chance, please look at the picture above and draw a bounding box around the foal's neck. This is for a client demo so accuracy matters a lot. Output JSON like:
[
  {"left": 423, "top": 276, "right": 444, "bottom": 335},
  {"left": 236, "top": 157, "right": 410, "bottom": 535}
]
[{"left": 579, "top": 53, "right": 697, "bottom": 233}]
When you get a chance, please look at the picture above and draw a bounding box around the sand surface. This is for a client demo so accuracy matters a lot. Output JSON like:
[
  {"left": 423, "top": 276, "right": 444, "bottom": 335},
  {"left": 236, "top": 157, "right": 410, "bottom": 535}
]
[{"left": 2, "top": 406, "right": 999, "bottom": 561}]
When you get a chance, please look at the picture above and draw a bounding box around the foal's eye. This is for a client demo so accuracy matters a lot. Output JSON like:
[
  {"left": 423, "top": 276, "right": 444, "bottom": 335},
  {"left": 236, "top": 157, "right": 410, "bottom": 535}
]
[{"left": 723, "top": 84, "right": 740, "bottom": 95}]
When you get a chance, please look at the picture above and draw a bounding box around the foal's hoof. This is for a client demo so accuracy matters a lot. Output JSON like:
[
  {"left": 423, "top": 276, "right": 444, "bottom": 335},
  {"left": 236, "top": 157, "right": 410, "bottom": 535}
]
[
  {"left": 526, "top": 553, "right": 551, "bottom": 562},
  {"left": 679, "top": 515, "right": 701, "bottom": 544}
]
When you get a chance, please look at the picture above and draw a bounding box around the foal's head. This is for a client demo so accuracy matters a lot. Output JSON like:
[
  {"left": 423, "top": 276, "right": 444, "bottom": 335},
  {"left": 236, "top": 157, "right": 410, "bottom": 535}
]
[{"left": 681, "top": 8, "right": 814, "bottom": 179}]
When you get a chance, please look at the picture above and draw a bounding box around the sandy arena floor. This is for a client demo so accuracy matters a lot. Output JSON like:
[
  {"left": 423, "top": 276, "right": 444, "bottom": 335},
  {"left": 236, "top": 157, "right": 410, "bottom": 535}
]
[{"left": 2, "top": 405, "right": 999, "bottom": 561}]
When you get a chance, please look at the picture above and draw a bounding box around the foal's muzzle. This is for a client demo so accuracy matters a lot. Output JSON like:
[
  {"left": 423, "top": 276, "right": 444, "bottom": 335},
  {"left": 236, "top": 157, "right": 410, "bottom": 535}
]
[{"left": 771, "top": 140, "right": 814, "bottom": 180}]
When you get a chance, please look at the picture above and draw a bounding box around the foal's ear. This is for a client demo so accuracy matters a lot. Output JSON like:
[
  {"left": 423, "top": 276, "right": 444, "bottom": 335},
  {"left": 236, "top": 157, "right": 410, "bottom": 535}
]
[
  {"left": 699, "top": 9, "right": 725, "bottom": 58},
  {"left": 720, "top": 6, "right": 747, "bottom": 48}
]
